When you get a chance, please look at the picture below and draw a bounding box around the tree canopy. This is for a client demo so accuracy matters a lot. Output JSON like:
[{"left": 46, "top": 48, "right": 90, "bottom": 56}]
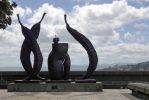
[{"left": 0, "top": 0, "right": 17, "bottom": 29}]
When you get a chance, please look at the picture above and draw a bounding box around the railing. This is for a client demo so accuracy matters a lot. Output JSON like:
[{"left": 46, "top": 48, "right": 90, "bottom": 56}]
[{"left": 1, "top": 71, "right": 149, "bottom": 89}]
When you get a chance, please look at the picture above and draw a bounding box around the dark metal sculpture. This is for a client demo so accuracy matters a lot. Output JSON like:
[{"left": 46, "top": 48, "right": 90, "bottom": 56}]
[
  {"left": 17, "top": 13, "right": 46, "bottom": 80},
  {"left": 64, "top": 14, "right": 98, "bottom": 79},
  {"left": 48, "top": 37, "right": 71, "bottom": 80}
]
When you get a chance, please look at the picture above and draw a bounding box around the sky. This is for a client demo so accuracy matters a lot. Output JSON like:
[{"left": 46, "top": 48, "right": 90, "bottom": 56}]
[{"left": 1, "top": 0, "right": 149, "bottom": 70}]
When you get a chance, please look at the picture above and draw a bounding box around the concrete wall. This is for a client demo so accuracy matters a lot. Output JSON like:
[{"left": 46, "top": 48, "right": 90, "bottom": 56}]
[{"left": 1, "top": 71, "right": 149, "bottom": 89}]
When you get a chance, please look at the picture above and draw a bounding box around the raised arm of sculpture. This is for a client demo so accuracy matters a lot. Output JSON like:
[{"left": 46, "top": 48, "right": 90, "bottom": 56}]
[
  {"left": 64, "top": 14, "right": 98, "bottom": 79},
  {"left": 31, "top": 13, "right": 46, "bottom": 38}
]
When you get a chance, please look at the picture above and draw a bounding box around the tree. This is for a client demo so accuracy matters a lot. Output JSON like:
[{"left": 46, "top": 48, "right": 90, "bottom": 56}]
[{"left": 0, "top": 0, "right": 17, "bottom": 29}]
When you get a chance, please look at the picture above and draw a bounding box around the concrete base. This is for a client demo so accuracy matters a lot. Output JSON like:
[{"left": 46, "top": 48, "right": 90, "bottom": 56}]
[
  {"left": 15, "top": 80, "right": 42, "bottom": 83},
  {"left": 7, "top": 82, "right": 102, "bottom": 92},
  {"left": 75, "top": 79, "right": 96, "bottom": 83},
  {"left": 46, "top": 79, "right": 72, "bottom": 83},
  {"left": 128, "top": 83, "right": 149, "bottom": 100}
]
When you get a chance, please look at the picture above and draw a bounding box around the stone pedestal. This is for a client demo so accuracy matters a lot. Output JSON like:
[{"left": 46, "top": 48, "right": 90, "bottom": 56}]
[
  {"left": 75, "top": 79, "right": 96, "bottom": 83},
  {"left": 15, "top": 80, "right": 42, "bottom": 83},
  {"left": 8, "top": 82, "right": 102, "bottom": 92},
  {"left": 46, "top": 79, "right": 72, "bottom": 83}
]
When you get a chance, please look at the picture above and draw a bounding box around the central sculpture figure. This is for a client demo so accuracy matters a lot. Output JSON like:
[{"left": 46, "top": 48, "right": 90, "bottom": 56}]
[{"left": 48, "top": 37, "right": 70, "bottom": 80}]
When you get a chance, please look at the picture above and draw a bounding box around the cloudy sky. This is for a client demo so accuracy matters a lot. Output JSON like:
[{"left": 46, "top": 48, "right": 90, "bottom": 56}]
[{"left": 1, "top": 0, "right": 149, "bottom": 70}]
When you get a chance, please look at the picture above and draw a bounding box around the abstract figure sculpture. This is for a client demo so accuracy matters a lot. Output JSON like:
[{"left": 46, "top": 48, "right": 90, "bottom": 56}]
[
  {"left": 48, "top": 37, "right": 71, "bottom": 80},
  {"left": 17, "top": 13, "right": 46, "bottom": 80},
  {"left": 64, "top": 14, "right": 98, "bottom": 79}
]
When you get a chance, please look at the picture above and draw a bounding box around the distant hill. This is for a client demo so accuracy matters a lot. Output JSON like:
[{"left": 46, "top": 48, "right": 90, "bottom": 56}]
[
  {"left": 101, "top": 61, "right": 149, "bottom": 71},
  {"left": 2, "top": 62, "right": 149, "bottom": 71},
  {"left": 0, "top": 65, "right": 101, "bottom": 71}
]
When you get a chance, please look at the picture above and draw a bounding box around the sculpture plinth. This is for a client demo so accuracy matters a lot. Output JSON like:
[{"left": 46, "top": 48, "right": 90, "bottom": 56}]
[{"left": 8, "top": 82, "right": 102, "bottom": 92}]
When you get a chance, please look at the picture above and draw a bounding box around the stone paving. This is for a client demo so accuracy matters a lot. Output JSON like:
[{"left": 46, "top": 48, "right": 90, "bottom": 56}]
[{"left": 0, "top": 89, "right": 140, "bottom": 100}]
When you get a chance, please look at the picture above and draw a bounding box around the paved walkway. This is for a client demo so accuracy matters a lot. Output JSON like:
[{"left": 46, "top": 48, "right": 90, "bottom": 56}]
[{"left": 0, "top": 89, "right": 140, "bottom": 100}]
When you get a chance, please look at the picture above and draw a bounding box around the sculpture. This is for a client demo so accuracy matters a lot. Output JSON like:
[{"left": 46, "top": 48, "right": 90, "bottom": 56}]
[
  {"left": 48, "top": 37, "right": 71, "bottom": 80},
  {"left": 17, "top": 13, "right": 97, "bottom": 81},
  {"left": 17, "top": 13, "right": 46, "bottom": 81},
  {"left": 64, "top": 14, "right": 98, "bottom": 79}
]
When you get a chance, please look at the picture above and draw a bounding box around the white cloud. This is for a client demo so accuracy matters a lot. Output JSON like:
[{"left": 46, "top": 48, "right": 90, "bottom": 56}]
[
  {"left": 26, "top": 7, "right": 32, "bottom": 15},
  {"left": 124, "top": 32, "right": 146, "bottom": 42},
  {"left": 134, "top": 23, "right": 148, "bottom": 30},
  {"left": 131, "top": 0, "right": 149, "bottom": 3},
  {"left": 28, "top": 3, "right": 64, "bottom": 24},
  {"left": 11, "top": 6, "right": 33, "bottom": 21},
  {"left": 67, "top": 0, "right": 149, "bottom": 46},
  {"left": 1, "top": 0, "right": 149, "bottom": 69},
  {"left": 99, "top": 43, "right": 149, "bottom": 64}
]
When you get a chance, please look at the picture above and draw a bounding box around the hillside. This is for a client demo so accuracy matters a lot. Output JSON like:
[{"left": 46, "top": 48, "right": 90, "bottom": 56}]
[{"left": 101, "top": 61, "right": 149, "bottom": 71}]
